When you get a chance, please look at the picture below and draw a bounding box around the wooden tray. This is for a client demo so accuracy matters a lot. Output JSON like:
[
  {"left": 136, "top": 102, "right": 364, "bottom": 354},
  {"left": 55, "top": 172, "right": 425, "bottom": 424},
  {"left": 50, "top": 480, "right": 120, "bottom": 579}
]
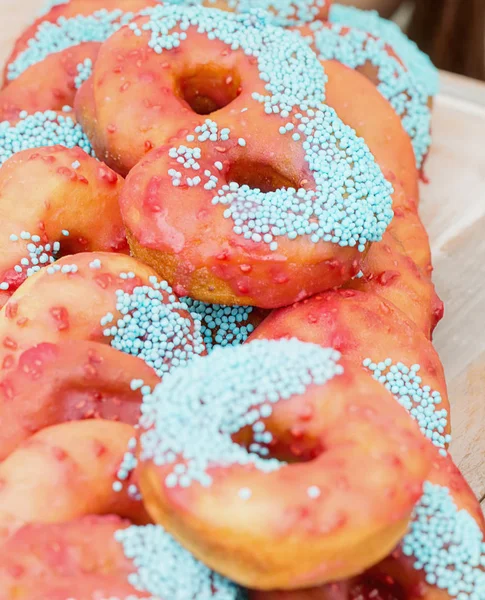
[{"left": 1, "top": 4, "right": 484, "bottom": 512}]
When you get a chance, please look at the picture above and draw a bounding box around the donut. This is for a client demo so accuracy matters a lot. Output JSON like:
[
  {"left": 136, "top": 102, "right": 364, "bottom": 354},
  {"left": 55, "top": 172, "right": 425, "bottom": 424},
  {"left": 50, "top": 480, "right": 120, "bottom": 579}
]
[
  {"left": 0, "top": 340, "right": 160, "bottom": 461},
  {"left": 0, "top": 252, "right": 206, "bottom": 377},
  {"left": 296, "top": 20, "right": 433, "bottom": 169},
  {"left": 0, "top": 43, "right": 101, "bottom": 121},
  {"left": 0, "top": 109, "right": 93, "bottom": 166},
  {"left": 385, "top": 178, "right": 432, "bottom": 274},
  {"left": 0, "top": 145, "right": 127, "bottom": 308},
  {"left": 0, "top": 419, "right": 150, "bottom": 541},
  {"left": 87, "top": 5, "right": 394, "bottom": 307},
  {"left": 346, "top": 228, "right": 442, "bottom": 339},
  {"left": 327, "top": 4, "right": 439, "bottom": 111},
  {"left": 0, "top": 516, "right": 151, "bottom": 600},
  {"left": 2, "top": 2, "right": 160, "bottom": 86},
  {"left": 0, "top": 516, "right": 243, "bottom": 600},
  {"left": 250, "top": 453, "right": 485, "bottom": 600},
  {"left": 249, "top": 289, "right": 450, "bottom": 452},
  {"left": 137, "top": 339, "right": 432, "bottom": 589}
]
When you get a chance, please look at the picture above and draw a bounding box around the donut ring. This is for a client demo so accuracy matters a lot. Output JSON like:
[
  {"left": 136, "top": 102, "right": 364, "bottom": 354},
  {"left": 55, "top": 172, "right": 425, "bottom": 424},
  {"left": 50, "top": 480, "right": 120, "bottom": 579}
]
[
  {"left": 87, "top": 5, "right": 394, "bottom": 307},
  {"left": 297, "top": 20, "right": 433, "bottom": 169},
  {"left": 0, "top": 145, "right": 126, "bottom": 308},
  {"left": 0, "top": 252, "right": 206, "bottom": 377},
  {"left": 0, "top": 43, "right": 100, "bottom": 121},
  {"left": 250, "top": 453, "right": 485, "bottom": 600},
  {"left": 0, "top": 419, "right": 150, "bottom": 541},
  {"left": 0, "top": 340, "right": 160, "bottom": 461},
  {"left": 0, "top": 516, "right": 151, "bottom": 600},
  {"left": 137, "top": 339, "right": 432, "bottom": 589},
  {"left": 327, "top": 4, "right": 439, "bottom": 106},
  {"left": 3, "top": 3, "right": 159, "bottom": 86},
  {"left": 0, "top": 516, "right": 243, "bottom": 600},
  {"left": 346, "top": 227, "right": 442, "bottom": 339},
  {"left": 249, "top": 289, "right": 450, "bottom": 452}
]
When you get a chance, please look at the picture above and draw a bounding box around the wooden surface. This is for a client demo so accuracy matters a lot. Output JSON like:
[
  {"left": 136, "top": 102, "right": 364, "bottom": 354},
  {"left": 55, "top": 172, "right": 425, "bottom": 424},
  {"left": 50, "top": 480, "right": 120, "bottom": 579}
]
[{"left": 0, "top": 2, "right": 484, "bottom": 511}]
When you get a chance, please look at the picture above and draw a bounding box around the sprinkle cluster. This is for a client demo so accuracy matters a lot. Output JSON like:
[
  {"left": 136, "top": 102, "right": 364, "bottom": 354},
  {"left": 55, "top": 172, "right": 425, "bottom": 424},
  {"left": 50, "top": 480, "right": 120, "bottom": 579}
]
[
  {"left": 74, "top": 57, "right": 93, "bottom": 89},
  {"left": 0, "top": 230, "right": 68, "bottom": 291},
  {"left": 7, "top": 9, "right": 137, "bottom": 81},
  {"left": 403, "top": 482, "right": 485, "bottom": 599},
  {"left": 141, "top": 5, "right": 393, "bottom": 251},
  {"left": 183, "top": 297, "right": 256, "bottom": 352},
  {"left": 307, "top": 22, "right": 432, "bottom": 168},
  {"left": 101, "top": 277, "right": 205, "bottom": 377},
  {"left": 0, "top": 110, "right": 93, "bottom": 166},
  {"left": 329, "top": 5, "right": 439, "bottom": 100},
  {"left": 138, "top": 339, "right": 343, "bottom": 489},
  {"left": 116, "top": 524, "right": 245, "bottom": 600},
  {"left": 169, "top": 0, "right": 327, "bottom": 26},
  {"left": 363, "top": 358, "right": 451, "bottom": 454}
]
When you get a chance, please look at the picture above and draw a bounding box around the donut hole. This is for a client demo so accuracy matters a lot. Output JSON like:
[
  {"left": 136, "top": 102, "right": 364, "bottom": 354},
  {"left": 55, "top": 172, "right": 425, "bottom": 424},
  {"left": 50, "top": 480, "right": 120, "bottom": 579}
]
[
  {"left": 227, "top": 161, "right": 300, "bottom": 193},
  {"left": 347, "top": 573, "right": 406, "bottom": 600},
  {"left": 178, "top": 64, "right": 241, "bottom": 115}
]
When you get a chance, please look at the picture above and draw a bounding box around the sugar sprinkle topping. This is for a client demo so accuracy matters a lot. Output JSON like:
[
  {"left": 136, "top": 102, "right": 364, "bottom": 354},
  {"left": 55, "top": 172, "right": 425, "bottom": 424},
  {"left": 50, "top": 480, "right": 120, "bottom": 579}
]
[
  {"left": 0, "top": 110, "right": 93, "bottom": 166},
  {"left": 363, "top": 358, "right": 451, "bottom": 455}
]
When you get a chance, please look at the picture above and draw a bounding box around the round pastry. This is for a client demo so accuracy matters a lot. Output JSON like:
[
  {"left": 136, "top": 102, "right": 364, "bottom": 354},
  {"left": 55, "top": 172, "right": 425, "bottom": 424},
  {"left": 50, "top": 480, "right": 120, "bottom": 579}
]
[
  {"left": 250, "top": 453, "right": 485, "bottom": 600},
  {"left": 2, "top": 1, "right": 160, "bottom": 86},
  {"left": 249, "top": 289, "right": 450, "bottom": 452},
  {"left": 0, "top": 340, "right": 160, "bottom": 461},
  {"left": 0, "top": 515, "right": 243, "bottom": 600},
  {"left": 0, "top": 516, "right": 152, "bottom": 600},
  {"left": 0, "top": 419, "right": 150, "bottom": 541},
  {"left": 297, "top": 20, "right": 433, "bottom": 170},
  {"left": 0, "top": 145, "right": 126, "bottom": 308},
  {"left": 138, "top": 339, "right": 432, "bottom": 589},
  {"left": 0, "top": 252, "right": 206, "bottom": 377},
  {"left": 0, "top": 43, "right": 100, "bottom": 121},
  {"left": 87, "top": 5, "right": 394, "bottom": 307},
  {"left": 346, "top": 228, "right": 442, "bottom": 339}
]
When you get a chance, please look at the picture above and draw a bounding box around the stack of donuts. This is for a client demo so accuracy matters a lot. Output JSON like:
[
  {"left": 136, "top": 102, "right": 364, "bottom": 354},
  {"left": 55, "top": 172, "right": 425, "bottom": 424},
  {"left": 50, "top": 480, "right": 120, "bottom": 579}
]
[{"left": 0, "top": 1, "right": 483, "bottom": 599}]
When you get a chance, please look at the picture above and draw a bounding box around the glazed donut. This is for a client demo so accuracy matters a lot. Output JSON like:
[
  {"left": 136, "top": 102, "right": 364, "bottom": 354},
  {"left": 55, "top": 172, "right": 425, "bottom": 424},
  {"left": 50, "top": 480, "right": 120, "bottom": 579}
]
[
  {"left": 0, "top": 516, "right": 243, "bottom": 600},
  {"left": 249, "top": 289, "right": 450, "bottom": 452},
  {"left": 296, "top": 20, "right": 433, "bottom": 170},
  {"left": 0, "top": 340, "right": 160, "bottom": 461},
  {"left": 0, "top": 109, "right": 93, "bottom": 166},
  {"left": 0, "top": 516, "right": 151, "bottom": 600},
  {"left": 0, "top": 43, "right": 101, "bottom": 121},
  {"left": 346, "top": 228, "right": 442, "bottom": 338},
  {"left": 0, "top": 419, "right": 150, "bottom": 541},
  {"left": 250, "top": 453, "right": 485, "bottom": 600},
  {"left": 0, "top": 145, "right": 126, "bottom": 308},
  {"left": 2, "top": 2, "right": 159, "bottom": 85},
  {"left": 137, "top": 339, "right": 432, "bottom": 589},
  {"left": 87, "top": 5, "right": 395, "bottom": 307},
  {"left": 0, "top": 252, "right": 206, "bottom": 377},
  {"left": 327, "top": 4, "right": 439, "bottom": 106}
]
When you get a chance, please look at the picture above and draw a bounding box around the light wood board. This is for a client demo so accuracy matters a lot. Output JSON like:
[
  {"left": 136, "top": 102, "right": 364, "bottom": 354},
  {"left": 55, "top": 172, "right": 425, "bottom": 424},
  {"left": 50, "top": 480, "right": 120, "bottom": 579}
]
[{"left": 0, "top": 1, "right": 484, "bottom": 511}]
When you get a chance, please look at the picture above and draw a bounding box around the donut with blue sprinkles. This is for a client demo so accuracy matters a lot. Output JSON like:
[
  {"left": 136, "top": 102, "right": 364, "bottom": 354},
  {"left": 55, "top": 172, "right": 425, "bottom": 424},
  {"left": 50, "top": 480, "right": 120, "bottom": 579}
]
[
  {"left": 0, "top": 145, "right": 127, "bottom": 307},
  {"left": 0, "top": 252, "right": 206, "bottom": 377},
  {"left": 137, "top": 338, "right": 432, "bottom": 589},
  {"left": 328, "top": 4, "right": 439, "bottom": 102},
  {"left": 254, "top": 453, "right": 485, "bottom": 600},
  {"left": 94, "top": 5, "right": 394, "bottom": 307},
  {"left": 297, "top": 20, "right": 432, "bottom": 169}
]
